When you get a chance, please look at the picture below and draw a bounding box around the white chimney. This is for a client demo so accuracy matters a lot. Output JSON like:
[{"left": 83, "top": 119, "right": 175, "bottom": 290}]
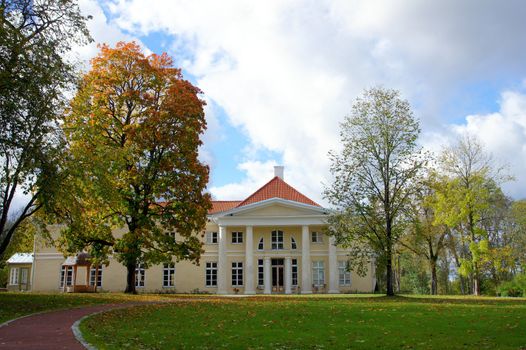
[{"left": 274, "top": 165, "right": 284, "bottom": 179}]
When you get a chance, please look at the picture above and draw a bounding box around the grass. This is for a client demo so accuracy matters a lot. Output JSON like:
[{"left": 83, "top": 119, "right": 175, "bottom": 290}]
[
  {"left": 0, "top": 292, "right": 211, "bottom": 323},
  {"left": 79, "top": 295, "right": 526, "bottom": 350}
]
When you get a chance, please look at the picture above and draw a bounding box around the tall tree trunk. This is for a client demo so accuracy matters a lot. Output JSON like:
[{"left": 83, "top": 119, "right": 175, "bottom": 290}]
[
  {"left": 430, "top": 259, "right": 438, "bottom": 295},
  {"left": 472, "top": 269, "right": 480, "bottom": 296},
  {"left": 385, "top": 216, "right": 395, "bottom": 296},
  {"left": 468, "top": 212, "right": 481, "bottom": 296},
  {"left": 124, "top": 262, "right": 137, "bottom": 294},
  {"left": 386, "top": 255, "right": 394, "bottom": 296}
]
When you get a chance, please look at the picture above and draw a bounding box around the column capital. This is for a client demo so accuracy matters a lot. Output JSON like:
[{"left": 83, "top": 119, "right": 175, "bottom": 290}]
[{"left": 264, "top": 256, "right": 271, "bottom": 261}]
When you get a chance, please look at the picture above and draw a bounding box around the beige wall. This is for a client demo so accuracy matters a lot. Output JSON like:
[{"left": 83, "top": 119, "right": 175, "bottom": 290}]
[{"left": 32, "top": 207, "right": 375, "bottom": 293}]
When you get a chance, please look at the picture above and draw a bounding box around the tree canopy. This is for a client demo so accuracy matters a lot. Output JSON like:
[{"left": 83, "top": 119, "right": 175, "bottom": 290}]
[
  {"left": 324, "top": 87, "right": 425, "bottom": 296},
  {"left": 52, "top": 42, "right": 211, "bottom": 293},
  {"left": 0, "top": 0, "right": 91, "bottom": 258}
]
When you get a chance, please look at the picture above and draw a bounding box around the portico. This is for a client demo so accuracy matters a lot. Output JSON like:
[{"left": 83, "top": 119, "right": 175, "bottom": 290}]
[{"left": 212, "top": 198, "right": 340, "bottom": 295}]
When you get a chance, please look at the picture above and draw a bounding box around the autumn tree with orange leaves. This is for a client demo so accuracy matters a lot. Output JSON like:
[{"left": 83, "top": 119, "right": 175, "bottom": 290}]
[{"left": 53, "top": 42, "right": 211, "bottom": 293}]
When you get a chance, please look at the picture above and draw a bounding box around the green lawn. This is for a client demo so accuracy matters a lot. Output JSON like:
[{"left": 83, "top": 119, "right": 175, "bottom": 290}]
[
  {"left": 79, "top": 295, "right": 526, "bottom": 350},
  {"left": 0, "top": 292, "right": 134, "bottom": 323},
  {"left": 0, "top": 292, "right": 207, "bottom": 323}
]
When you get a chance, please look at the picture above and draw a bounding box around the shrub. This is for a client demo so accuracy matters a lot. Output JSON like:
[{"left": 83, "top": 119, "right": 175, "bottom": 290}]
[{"left": 498, "top": 274, "right": 526, "bottom": 297}]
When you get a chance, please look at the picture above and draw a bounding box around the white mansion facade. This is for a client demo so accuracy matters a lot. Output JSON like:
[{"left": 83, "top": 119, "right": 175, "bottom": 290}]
[{"left": 27, "top": 166, "right": 376, "bottom": 294}]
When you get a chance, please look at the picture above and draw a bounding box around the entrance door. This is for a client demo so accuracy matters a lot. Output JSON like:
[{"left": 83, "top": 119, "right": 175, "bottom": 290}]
[
  {"left": 271, "top": 259, "right": 284, "bottom": 292},
  {"left": 19, "top": 268, "right": 29, "bottom": 291}
]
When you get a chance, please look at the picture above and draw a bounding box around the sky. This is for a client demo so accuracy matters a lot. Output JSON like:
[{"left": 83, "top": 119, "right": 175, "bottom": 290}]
[{"left": 74, "top": 0, "right": 526, "bottom": 205}]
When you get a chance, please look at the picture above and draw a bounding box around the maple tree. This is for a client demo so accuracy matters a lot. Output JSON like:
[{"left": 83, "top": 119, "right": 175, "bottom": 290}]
[{"left": 53, "top": 42, "right": 211, "bottom": 293}]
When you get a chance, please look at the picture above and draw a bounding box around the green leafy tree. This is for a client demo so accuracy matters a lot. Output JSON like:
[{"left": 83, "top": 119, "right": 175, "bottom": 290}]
[
  {"left": 401, "top": 173, "right": 448, "bottom": 295},
  {"left": 0, "top": 216, "right": 38, "bottom": 286},
  {"left": 324, "top": 87, "right": 425, "bottom": 296},
  {"left": 0, "top": 0, "right": 91, "bottom": 258},
  {"left": 434, "top": 135, "right": 507, "bottom": 295},
  {"left": 52, "top": 42, "right": 211, "bottom": 293},
  {"left": 509, "top": 200, "right": 526, "bottom": 272}
]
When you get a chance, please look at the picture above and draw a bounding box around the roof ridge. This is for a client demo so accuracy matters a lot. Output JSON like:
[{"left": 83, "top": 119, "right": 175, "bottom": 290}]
[
  {"left": 236, "top": 176, "right": 280, "bottom": 207},
  {"left": 237, "top": 176, "right": 320, "bottom": 207}
]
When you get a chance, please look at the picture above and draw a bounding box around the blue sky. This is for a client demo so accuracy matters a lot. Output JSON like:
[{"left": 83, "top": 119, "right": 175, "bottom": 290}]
[{"left": 78, "top": 0, "right": 526, "bottom": 203}]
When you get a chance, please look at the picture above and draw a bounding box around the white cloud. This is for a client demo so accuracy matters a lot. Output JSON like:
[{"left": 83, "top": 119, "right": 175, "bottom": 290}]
[
  {"left": 107, "top": 0, "right": 526, "bottom": 202},
  {"left": 451, "top": 91, "right": 526, "bottom": 198},
  {"left": 209, "top": 160, "right": 278, "bottom": 200}
]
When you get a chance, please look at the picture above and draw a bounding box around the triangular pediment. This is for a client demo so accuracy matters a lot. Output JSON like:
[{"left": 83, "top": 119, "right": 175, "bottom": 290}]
[{"left": 213, "top": 198, "right": 327, "bottom": 218}]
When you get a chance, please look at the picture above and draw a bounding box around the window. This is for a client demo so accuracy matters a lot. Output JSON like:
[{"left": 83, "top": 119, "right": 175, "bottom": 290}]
[
  {"left": 206, "top": 262, "right": 218, "bottom": 287},
  {"left": 163, "top": 263, "right": 176, "bottom": 287},
  {"left": 292, "top": 259, "right": 298, "bottom": 286},
  {"left": 9, "top": 267, "right": 18, "bottom": 285},
  {"left": 312, "top": 261, "right": 325, "bottom": 287},
  {"left": 60, "top": 266, "right": 73, "bottom": 288},
  {"left": 232, "top": 231, "right": 243, "bottom": 244},
  {"left": 20, "top": 269, "right": 28, "bottom": 285},
  {"left": 338, "top": 261, "right": 351, "bottom": 286},
  {"left": 271, "top": 230, "right": 284, "bottom": 250},
  {"left": 258, "top": 237, "right": 264, "bottom": 250},
  {"left": 135, "top": 263, "right": 145, "bottom": 287},
  {"left": 291, "top": 237, "right": 297, "bottom": 250},
  {"left": 311, "top": 232, "right": 323, "bottom": 243},
  {"left": 232, "top": 262, "right": 243, "bottom": 286},
  {"left": 89, "top": 265, "right": 103, "bottom": 287},
  {"left": 258, "top": 259, "right": 264, "bottom": 286},
  {"left": 206, "top": 231, "right": 218, "bottom": 244}
]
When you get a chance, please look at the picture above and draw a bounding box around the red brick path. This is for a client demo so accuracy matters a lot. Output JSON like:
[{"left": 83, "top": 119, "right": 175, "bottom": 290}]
[{"left": 0, "top": 303, "right": 136, "bottom": 349}]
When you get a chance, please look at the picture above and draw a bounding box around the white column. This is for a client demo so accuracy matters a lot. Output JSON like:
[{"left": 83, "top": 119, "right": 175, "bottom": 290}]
[
  {"left": 328, "top": 236, "right": 340, "bottom": 294},
  {"left": 284, "top": 257, "right": 292, "bottom": 294},
  {"left": 301, "top": 225, "right": 312, "bottom": 294},
  {"left": 217, "top": 225, "right": 228, "bottom": 294},
  {"left": 244, "top": 226, "right": 255, "bottom": 294},
  {"left": 263, "top": 257, "right": 271, "bottom": 294}
]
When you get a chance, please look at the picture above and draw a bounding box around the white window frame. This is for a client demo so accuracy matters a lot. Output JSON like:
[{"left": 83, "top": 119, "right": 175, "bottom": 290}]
[
  {"left": 205, "top": 262, "right": 218, "bottom": 287},
  {"left": 257, "top": 237, "right": 264, "bottom": 250},
  {"left": 312, "top": 261, "right": 325, "bottom": 287},
  {"left": 292, "top": 259, "right": 298, "bottom": 286},
  {"left": 206, "top": 231, "right": 218, "bottom": 244},
  {"left": 163, "top": 263, "right": 176, "bottom": 287},
  {"left": 89, "top": 265, "right": 103, "bottom": 287},
  {"left": 135, "top": 263, "right": 145, "bottom": 288},
  {"left": 311, "top": 232, "right": 323, "bottom": 243},
  {"left": 232, "top": 231, "right": 243, "bottom": 244},
  {"left": 291, "top": 237, "right": 297, "bottom": 250},
  {"left": 60, "top": 266, "right": 73, "bottom": 288},
  {"left": 9, "top": 267, "right": 19, "bottom": 285},
  {"left": 231, "top": 261, "right": 243, "bottom": 286},
  {"left": 338, "top": 261, "right": 351, "bottom": 286},
  {"left": 20, "top": 268, "right": 28, "bottom": 284},
  {"left": 257, "top": 259, "right": 264, "bottom": 287},
  {"left": 271, "top": 230, "right": 284, "bottom": 250}
]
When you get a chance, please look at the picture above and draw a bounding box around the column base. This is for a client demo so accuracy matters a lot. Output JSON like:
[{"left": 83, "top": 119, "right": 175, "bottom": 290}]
[
  {"left": 217, "top": 290, "right": 228, "bottom": 295},
  {"left": 244, "top": 290, "right": 256, "bottom": 295},
  {"left": 328, "top": 290, "right": 340, "bottom": 294},
  {"left": 301, "top": 290, "right": 313, "bottom": 294}
]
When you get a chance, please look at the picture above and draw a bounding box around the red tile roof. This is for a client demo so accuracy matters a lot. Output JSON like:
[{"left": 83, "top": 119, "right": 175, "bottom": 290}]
[
  {"left": 209, "top": 176, "right": 320, "bottom": 214},
  {"left": 237, "top": 176, "right": 320, "bottom": 207},
  {"left": 209, "top": 201, "right": 242, "bottom": 214}
]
